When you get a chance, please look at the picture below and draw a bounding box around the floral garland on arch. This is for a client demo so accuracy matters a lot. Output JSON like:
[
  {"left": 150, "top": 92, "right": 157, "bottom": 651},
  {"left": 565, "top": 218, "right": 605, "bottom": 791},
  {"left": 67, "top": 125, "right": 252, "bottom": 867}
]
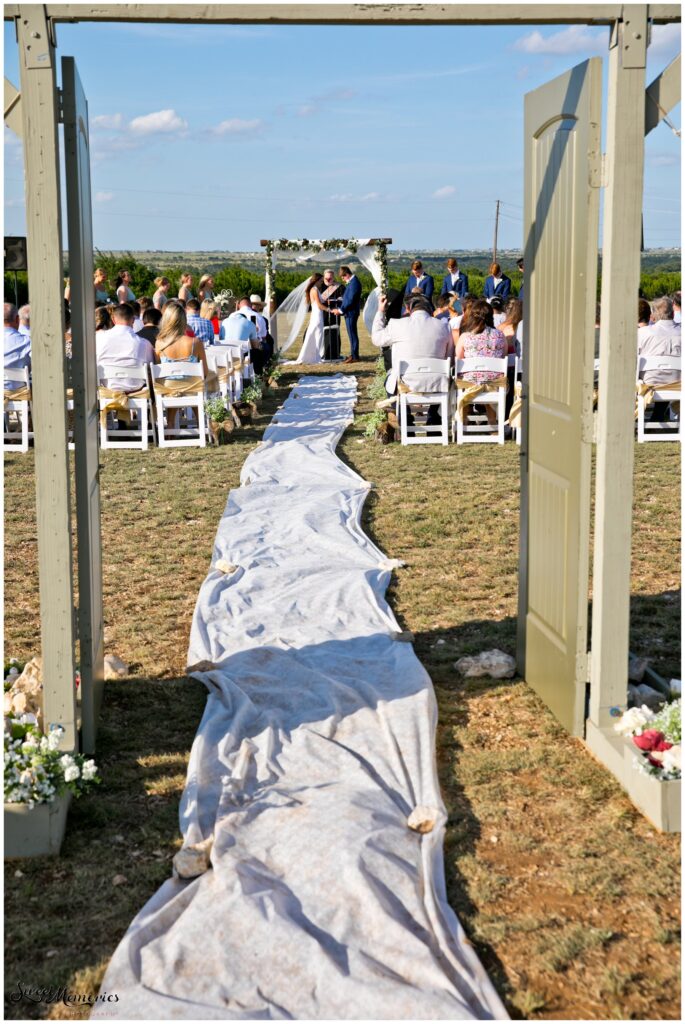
[{"left": 264, "top": 238, "right": 387, "bottom": 305}]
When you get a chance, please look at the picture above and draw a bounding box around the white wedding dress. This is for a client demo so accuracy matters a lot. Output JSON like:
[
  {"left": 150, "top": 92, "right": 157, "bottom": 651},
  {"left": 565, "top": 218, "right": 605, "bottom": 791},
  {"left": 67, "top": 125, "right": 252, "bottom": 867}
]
[{"left": 295, "top": 290, "right": 325, "bottom": 364}]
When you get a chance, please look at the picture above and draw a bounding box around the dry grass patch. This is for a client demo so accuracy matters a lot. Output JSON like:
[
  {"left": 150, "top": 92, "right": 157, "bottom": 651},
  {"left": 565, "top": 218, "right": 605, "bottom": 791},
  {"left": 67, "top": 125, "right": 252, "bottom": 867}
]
[{"left": 4, "top": 328, "right": 681, "bottom": 1020}]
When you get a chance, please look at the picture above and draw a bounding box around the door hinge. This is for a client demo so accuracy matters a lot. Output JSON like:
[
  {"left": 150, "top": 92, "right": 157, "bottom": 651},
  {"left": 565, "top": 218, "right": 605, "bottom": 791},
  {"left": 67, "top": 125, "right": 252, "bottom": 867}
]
[
  {"left": 577, "top": 651, "right": 591, "bottom": 685},
  {"left": 57, "top": 87, "right": 64, "bottom": 123}
]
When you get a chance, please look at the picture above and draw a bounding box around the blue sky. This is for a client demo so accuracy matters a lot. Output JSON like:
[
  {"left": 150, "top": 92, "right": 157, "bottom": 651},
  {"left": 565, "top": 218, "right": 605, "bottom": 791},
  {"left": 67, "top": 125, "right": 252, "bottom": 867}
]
[{"left": 3, "top": 9, "right": 681, "bottom": 252}]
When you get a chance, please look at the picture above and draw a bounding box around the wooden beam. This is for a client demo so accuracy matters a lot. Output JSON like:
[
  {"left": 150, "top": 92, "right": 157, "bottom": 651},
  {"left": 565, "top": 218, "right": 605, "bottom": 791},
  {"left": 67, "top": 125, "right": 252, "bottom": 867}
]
[
  {"left": 4, "top": 76, "right": 22, "bottom": 136},
  {"left": 3, "top": 4, "right": 682, "bottom": 24},
  {"left": 16, "top": 4, "right": 78, "bottom": 751},
  {"left": 590, "top": 9, "right": 648, "bottom": 730},
  {"left": 645, "top": 53, "right": 681, "bottom": 134}
]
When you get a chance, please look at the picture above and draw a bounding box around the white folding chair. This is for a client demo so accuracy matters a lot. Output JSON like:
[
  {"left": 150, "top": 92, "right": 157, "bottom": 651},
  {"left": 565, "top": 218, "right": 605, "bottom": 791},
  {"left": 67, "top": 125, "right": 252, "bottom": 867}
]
[
  {"left": 205, "top": 347, "right": 234, "bottom": 403},
  {"left": 636, "top": 355, "right": 681, "bottom": 442},
  {"left": 97, "top": 363, "right": 155, "bottom": 450},
  {"left": 215, "top": 344, "right": 244, "bottom": 400},
  {"left": 240, "top": 341, "right": 256, "bottom": 383},
  {"left": 3, "top": 367, "right": 32, "bottom": 453},
  {"left": 397, "top": 357, "right": 453, "bottom": 446},
  {"left": 151, "top": 362, "right": 207, "bottom": 448},
  {"left": 453, "top": 356, "right": 508, "bottom": 445}
]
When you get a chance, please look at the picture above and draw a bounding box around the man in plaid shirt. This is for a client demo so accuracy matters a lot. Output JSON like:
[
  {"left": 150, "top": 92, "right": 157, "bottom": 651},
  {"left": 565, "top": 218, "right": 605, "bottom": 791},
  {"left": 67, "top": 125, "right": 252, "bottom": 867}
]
[{"left": 186, "top": 299, "right": 215, "bottom": 345}]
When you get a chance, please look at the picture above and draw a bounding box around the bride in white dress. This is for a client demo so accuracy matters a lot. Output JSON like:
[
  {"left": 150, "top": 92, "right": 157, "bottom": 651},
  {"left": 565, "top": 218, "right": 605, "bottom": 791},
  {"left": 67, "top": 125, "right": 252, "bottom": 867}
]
[{"left": 295, "top": 274, "right": 330, "bottom": 364}]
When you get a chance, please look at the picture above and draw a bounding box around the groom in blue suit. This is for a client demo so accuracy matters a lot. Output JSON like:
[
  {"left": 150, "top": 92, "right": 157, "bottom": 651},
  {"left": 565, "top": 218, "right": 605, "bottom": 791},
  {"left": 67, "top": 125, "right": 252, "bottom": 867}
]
[{"left": 337, "top": 265, "right": 362, "bottom": 362}]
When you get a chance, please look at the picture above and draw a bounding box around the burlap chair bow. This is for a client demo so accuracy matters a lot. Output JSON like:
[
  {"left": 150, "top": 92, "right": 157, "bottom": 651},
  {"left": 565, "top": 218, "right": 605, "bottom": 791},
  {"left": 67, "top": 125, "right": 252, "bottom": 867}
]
[
  {"left": 3, "top": 385, "right": 32, "bottom": 410},
  {"left": 506, "top": 380, "right": 522, "bottom": 430},
  {"left": 98, "top": 385, "right": 150, "bottom": 428},
  {"left": 455, "top": 375, "right": 508, "bottom": 423},
  {"left": 635, "top": 378, "right": 681, "bottom": 418}
]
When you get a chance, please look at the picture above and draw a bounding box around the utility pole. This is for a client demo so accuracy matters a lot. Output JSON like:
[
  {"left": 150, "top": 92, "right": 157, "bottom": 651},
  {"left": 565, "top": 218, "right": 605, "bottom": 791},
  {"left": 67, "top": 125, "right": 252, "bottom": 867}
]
[{"left": 492, "top": 199, "right": 501, "bottom": 263}]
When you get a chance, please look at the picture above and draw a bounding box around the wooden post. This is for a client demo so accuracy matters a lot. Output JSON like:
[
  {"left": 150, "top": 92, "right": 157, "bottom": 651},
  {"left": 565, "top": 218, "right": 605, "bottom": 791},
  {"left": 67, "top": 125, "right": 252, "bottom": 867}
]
[
  {"left": 589, "top": 9, "right": 647, "bottom": 729},
  {"left": 16, "top": 5, "right": 77, "bottom": 749}
]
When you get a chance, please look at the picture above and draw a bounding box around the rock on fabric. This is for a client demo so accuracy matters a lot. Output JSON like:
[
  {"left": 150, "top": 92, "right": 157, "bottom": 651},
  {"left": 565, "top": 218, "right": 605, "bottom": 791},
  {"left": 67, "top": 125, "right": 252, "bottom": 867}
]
[{"left": 94, "top": 375, "right": 508, "bottom": 1021}]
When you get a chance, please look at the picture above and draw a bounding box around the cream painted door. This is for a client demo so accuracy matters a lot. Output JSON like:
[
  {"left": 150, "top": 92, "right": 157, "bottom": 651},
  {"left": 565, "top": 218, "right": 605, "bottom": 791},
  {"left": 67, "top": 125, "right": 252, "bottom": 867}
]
[
  {"left": 517, "top": 59, "right": 602, "bottom": 736},
  {"left": 63, "top": 57, "right": 104, "bottom": 753}
]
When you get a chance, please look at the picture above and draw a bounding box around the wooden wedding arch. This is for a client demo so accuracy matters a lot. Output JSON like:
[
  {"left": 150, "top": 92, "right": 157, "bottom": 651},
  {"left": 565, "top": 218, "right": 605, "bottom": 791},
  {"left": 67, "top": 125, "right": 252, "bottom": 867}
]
[
  {"left": 258, "top": 237, "right": 392, "bottom": 347},
  {"left": 3, "top": 4, "right": 681, "bottom": 827}
]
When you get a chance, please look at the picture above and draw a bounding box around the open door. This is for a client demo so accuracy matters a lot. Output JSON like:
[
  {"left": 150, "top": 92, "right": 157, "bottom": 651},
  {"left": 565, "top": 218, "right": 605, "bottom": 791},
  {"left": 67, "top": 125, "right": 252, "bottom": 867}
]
[
  {"left": 518, "top": 59, "right": 602, "bottom": 736},
  {"left": 62, "top": 56, "right": 104, "bottom": 754}
]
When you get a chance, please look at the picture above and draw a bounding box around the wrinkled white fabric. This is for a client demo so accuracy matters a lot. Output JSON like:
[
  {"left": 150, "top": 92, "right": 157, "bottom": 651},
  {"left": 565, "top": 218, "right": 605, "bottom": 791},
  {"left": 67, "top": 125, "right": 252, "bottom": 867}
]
[
  {"left": 356, "top": 242, "right": 382, "bottom": 334},
  {"left": 94, "top": 375, "right": 507, "bottom": 1021}
]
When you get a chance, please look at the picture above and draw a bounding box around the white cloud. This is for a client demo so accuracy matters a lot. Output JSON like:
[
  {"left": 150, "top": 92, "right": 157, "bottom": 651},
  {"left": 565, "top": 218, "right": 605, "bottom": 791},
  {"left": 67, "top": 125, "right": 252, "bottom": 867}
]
[
  {"left": 433, "top": 185, "right": 456, "bottom": 199},
  {"left": 213, "top": 118, "right": 264, "bottom": 137},
  {"left": 5, "top": 197, "right": 24, "bottom": 208},
  {"left": 650, "top": 23, "right": 681, "bottom": 58},
  {"left": 648, "top": 154, "right": 678, "bottom": 167},
  {"left": 297, "top": 105, "right": 317, "bottom": 118},
  {"left": 95, "top": 191, "right": 114, "bottom": 202},
  {"left": 513, "top": 25, "right": 606, "bottom": 56},
  {"left": 361, "top": 192, "right": 381, "bottom": 201},
  {"left": 91, "top": 113, "right": 123, "bottom": 131},
  {"left": 129, "top": 109, "right": 188, "bottom": 135}
]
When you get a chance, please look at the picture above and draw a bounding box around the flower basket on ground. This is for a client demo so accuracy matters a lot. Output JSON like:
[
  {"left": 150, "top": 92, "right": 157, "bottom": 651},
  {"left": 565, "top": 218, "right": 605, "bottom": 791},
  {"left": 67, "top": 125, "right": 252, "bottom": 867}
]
[
  {"left": 4, "top": 706, "right": 100, "bottom": 858},
  {"left": 609, "top": 699, "right": 681, "bottom": 832}
]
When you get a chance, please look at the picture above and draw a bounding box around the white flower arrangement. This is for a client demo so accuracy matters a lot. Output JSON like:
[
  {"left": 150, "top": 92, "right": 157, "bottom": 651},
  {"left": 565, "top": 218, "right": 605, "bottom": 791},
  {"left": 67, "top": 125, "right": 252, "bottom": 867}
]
[
  {"left": 4, "top": 715, "right": 101, "bottom": 808},
  {"left": 614, "top": 698, "right": 681, "bottom": 781}
]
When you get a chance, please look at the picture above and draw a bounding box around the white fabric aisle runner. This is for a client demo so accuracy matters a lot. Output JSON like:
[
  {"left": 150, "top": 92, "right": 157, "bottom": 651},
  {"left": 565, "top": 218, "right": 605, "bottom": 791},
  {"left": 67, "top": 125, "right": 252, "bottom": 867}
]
[{"left": 94, "top": 375, "right": 508, "bottom": 1021}]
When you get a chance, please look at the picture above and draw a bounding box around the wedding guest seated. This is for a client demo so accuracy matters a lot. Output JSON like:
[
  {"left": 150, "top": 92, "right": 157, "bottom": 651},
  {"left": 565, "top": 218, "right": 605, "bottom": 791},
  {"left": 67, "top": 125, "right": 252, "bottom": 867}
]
[
  {"left": 373, "top": 293, "right": 452, "bottom": 426},
  {"left": 498, "top": 298, "right": 523, "bottom": 354},
  {"left": 129, "top": 301, "right": 144, "bottom": 334},
  {"left": 202, "top": 300, "right": 220, "bottom": 337},
  {"left": 672, "top": 290, "right": 681, "bottom": 324},
  {"left": 96, "top": 303, "right": 157, "bottom": 392},
  {"left": 95, "top": 306, "right": 113, "bottom": 335},
  {"left": 249, "top": 294, "right": 274, "bottom": 359},
  {"left": 155, "top": 303, "right": 209, "bottom": 429},
  {"left": 186, "top": 298, "right": 215, "bottom": 346},
  {"left": 433, "top": 294, "right": 452, "bottom": 321},
  {"left": 455, "top": 298, "right": 507, "bottom": 381},
  {"left": 403, "top": 259, "right": 434, "bottom": 303},
  {"left": 490, "top": 296, "right": 506, "bottom": 326},
  {"left": 450, "top": 293, "right": 476, "bottom": 344},
  {"left": 4, "top": 302, "right": 31, "bottom": 390},
  {"left": 637, "top": 296, "right": 681, "bottom": 421},
  {"left": 441, "top": 257, "right": 468, "bottom": 299},
  {"left": 137, "top": 307, "right": 162, "bottom": 345},
  {"left": 18, "top": 304, "right": 31, "bottom": 340},
  {"left": 638, "top": 298, "right": 651, "bottom": 329},
  {"left": 138, "top": 296, "right": 153, "bottom": 317},
  {"left": 220, "top": 296, "right": 265, "bottom": 373},
  {"left": 483, "top": 262, "right": 511, "bottom": 303}
]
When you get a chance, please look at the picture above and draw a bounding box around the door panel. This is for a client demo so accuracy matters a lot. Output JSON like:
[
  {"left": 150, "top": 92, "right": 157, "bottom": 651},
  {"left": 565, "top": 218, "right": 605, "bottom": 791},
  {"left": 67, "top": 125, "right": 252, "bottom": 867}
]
[
  {"left": 62, "top": 57, "right": 104, "bottom": 753},
  {"left": 519, "top": 59, "right": 601, "bottom": 735}
]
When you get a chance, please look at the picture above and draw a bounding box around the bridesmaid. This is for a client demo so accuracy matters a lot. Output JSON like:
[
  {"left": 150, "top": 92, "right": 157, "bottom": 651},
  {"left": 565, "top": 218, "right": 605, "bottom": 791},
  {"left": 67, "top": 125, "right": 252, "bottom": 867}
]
[{"left": 178, "top": 273, "right": 194, "bottom": 302}]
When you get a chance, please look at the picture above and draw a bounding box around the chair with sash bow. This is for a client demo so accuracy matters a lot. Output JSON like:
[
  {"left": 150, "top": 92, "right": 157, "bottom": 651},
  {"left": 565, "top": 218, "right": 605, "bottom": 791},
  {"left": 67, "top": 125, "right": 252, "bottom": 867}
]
[
  {"left": 97, "top": 362, "right": 156, "bottom": 450},
  {"left": 453, "top": 356, "right": 508, "bottom": 444},
  {"left": 150, "top": 361, "right": 207, "bottom": 448},
  {"left": 397, "top": 356, "right": 453, "bottom": 446},
  {"left": 636, "top": 355, "right": 681, "bottom": 442},
  {"left": 3, "top": 367, "right": 32, "bottom": 453}
]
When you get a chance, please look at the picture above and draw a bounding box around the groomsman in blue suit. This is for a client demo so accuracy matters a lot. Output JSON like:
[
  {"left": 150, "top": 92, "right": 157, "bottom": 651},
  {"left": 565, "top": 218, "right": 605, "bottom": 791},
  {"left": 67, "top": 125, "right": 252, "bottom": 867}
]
[
  {"left": 337, "top": 265, "right": 362, "bottom": 362},
  {"left": 403, "top": 259, "right": 435, "bottom": 303},
  {"left": 440, "top": 257, "right": 469, "bottom": 299},
  {"left": 483, "top": 261, "right": 511, "bottom": 303}
]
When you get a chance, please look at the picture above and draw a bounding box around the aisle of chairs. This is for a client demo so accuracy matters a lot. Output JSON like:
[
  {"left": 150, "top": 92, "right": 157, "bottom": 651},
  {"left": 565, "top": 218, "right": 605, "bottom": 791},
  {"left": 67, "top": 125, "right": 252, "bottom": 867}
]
[
  {"left": 392, "top": 350, "right": 680, "bottom": 448},
  {"left": 4, "top": 341, "right": 256, "bottom": 453}
]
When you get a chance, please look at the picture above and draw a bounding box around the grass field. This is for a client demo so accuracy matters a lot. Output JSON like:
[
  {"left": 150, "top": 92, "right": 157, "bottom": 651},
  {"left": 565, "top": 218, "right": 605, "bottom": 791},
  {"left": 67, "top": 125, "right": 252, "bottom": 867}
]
[{"left": 3, "top": 325, "right": 681, "bottom": 1020}]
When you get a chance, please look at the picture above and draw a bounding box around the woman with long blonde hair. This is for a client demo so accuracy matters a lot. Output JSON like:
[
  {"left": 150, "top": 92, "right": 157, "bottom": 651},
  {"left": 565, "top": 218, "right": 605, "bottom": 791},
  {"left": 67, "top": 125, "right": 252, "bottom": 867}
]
[
  {"left": 197, "top": 275, "right": 215, "bottom": 303},
  {"left": 155, "top": 303, "right": 209, "bottom": 430},
  {"left": 94, "top": 267, "right": 110, "bottom": 304}
]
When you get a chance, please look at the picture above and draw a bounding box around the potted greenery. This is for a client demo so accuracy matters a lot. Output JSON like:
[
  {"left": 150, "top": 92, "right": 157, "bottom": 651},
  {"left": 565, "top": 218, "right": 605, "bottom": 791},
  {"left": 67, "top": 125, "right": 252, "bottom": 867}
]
[
  {"left": 4, "top": 714, "right": 100, "bottom": 857},
  {"left": 205, "top": 396, "right": 235, "bottom": 445},
  {"left": 235, "top": 382, "right": 263, "bottom": 424}
]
